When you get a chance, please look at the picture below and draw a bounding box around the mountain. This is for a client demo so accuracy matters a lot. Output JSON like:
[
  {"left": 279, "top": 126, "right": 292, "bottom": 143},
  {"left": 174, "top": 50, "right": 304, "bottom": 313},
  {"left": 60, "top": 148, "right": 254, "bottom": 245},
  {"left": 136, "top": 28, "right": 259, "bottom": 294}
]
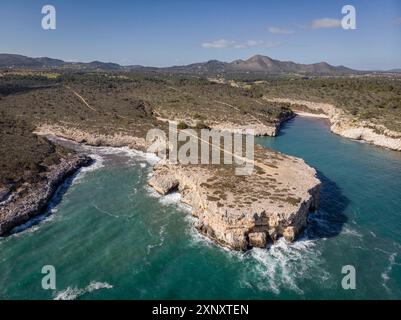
[
  {"left": 0, "top": 54, "right": 64, "bottom": 68},
  {"left": 156, "top": 54, "right": 356, "bottom": 75},
  {"left": 0, "top": 54, "right": 124, "bottom": 71},
  {"left": 0, "top": 53, "right": 357, "bottom": 75},
  {"left": 228, "top": 55, "right": 354, "bottom": 74}
]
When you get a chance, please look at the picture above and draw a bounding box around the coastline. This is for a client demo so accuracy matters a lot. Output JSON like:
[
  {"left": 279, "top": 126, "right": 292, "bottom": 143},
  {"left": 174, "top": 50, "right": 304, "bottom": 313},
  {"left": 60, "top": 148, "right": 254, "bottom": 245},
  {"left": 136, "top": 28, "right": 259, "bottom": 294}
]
[
  {"left": 294, "top": 111, "right": 329, "bottom": 119},
  {"left": 264, "top": 97, "right": 401, "bottom": 152},
  {"left": 0, "top": 155, "right": 92, "bottom": 236},
  {"left": 28, "top": 124, "right": 321, "bottom": 251}
]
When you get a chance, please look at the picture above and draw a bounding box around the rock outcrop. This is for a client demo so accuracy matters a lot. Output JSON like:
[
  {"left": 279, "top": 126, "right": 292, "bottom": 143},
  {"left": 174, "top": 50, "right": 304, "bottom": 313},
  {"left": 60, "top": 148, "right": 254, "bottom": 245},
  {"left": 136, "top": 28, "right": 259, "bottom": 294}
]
[
  {"left": 209, "top": 112, "right": 295, "bottom": 137},
  {"left": 0, "top": 155, "right": 92, "bottom": 236},
  {"left": 34, "top": 124, "right": 150, "bottom": 152},
  {"left": 149, "top": 145, "right": 320, "bottom": 250},
  {"left": 264, "top": 98, "right": 401, "bottom": 151}
]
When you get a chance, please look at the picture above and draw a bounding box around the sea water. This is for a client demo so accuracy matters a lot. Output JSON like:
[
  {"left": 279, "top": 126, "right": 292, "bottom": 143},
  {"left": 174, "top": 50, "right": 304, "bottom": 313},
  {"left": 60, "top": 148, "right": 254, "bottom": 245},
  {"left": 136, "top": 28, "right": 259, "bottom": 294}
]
[{"left": 0, "top": 116, "right": 400, "bottom": 299}]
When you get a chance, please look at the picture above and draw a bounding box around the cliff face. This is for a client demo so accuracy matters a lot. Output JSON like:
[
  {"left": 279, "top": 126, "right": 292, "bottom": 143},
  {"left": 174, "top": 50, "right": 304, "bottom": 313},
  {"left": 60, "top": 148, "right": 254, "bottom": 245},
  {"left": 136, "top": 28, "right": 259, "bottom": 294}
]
[
  {"left": 265, "top": 98, "right": 401, "bottom": 151},
  {"left": 149, "top": 146, "right": 320, "bottom": 251},
  {"left": 35, "top": 124, "right": 150, "bottom": 152},
  {"left": 0, "top": 155, "right": 92, "bottom": 236},
  {"left": 330, "top": 121, "right": 401, "bottom": 151},
  {"left": 210, "top": 112, "right": 295, "bottom": 137}
]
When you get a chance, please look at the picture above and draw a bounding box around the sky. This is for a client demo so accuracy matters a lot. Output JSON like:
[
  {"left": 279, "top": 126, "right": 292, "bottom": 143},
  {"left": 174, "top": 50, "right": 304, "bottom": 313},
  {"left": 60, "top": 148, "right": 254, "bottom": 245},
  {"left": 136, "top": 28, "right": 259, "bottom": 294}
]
[{"left": 0, "top": 0, "right": 400, "bottom": 70}]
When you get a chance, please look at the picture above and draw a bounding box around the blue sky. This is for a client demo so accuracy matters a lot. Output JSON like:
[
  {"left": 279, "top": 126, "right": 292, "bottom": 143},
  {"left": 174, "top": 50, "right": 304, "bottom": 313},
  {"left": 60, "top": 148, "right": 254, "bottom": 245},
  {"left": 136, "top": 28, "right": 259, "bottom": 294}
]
[{"left": 0, "top": 0, "right": 400, "bottom": 70}]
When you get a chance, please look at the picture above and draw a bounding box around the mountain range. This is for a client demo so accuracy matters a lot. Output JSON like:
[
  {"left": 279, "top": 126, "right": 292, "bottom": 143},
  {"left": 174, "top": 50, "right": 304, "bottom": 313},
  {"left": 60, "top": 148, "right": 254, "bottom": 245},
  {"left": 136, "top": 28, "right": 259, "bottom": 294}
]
[{"left": 0, "top": 53, "right": 395, "bottom": 75}]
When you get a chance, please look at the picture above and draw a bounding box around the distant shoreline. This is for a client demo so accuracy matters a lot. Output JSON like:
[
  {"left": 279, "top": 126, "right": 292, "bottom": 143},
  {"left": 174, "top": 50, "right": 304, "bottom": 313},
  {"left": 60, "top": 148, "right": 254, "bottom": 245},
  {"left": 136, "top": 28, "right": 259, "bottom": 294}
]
[{"left": 294, "top": 111, "right": 329, "bottom": 119}]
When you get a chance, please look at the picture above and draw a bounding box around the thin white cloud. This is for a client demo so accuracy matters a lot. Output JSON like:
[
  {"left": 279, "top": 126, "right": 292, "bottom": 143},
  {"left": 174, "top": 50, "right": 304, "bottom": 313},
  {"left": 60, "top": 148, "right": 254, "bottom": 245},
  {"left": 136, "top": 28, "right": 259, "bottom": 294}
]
[
  {"left": 202, "top": 39, "right": 280, "bottom": 49},
  {"left": 268, "top": 26, "right": 294, "bottom": 34},
  {"left": 311, "top": 18, "right": 342, "bottom": 29},
  {"left": 201, "top": 39, "right": 235, "bottom": 49}
]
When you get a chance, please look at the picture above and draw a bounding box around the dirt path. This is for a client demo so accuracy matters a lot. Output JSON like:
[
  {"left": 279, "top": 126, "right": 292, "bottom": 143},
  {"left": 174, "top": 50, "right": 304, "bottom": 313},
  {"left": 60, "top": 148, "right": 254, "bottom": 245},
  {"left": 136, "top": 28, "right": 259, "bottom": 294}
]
[
  {"left": 62, "top": 85, "right": 270, "bottom": 173},
  {"left": 64, "top": 85, "right": 97, "bottom": 112}
]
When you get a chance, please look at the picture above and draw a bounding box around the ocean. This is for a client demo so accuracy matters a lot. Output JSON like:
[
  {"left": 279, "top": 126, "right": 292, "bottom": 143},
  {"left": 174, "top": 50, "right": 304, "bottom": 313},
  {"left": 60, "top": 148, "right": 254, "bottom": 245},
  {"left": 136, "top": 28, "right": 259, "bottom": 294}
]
[{"left": 0, "top": 116, "right": 400, "bottom": 299}]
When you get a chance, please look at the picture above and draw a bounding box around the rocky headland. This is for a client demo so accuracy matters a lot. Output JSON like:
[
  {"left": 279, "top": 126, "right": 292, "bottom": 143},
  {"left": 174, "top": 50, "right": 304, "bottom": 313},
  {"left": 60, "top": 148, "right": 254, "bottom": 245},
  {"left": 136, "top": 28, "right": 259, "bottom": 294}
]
[
  {"left": 0, "top": 155, "right": 92, "bottom": 236},
  {"left": 148, "top": 146, "right": 320, "bottom": 250}
]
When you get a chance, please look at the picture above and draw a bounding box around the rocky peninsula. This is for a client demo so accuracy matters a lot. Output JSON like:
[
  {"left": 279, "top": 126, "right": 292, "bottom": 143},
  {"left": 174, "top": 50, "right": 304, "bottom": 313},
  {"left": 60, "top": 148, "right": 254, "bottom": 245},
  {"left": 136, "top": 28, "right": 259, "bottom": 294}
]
[{"left": 148, "top": 146, "right": 320, "bottom": 250}]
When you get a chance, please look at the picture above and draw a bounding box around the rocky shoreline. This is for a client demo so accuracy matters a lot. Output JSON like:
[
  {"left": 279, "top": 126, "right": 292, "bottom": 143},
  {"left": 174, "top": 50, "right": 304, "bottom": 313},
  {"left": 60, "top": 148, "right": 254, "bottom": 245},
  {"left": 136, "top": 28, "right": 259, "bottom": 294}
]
[
  {"left": 210, "top": 112, "right": 295, "bottom": 137},
  {"left": 0, "top": 155, "right": 92, "bottom": 236},
  {"left": 32, "top": 124, "right": 321, "bottom": 251},
  {"left": 149, "top": 155, "right": 320, "bottom": 250},
  {"left": 264, "top": 98, "right": 401, "bottom": 151}
]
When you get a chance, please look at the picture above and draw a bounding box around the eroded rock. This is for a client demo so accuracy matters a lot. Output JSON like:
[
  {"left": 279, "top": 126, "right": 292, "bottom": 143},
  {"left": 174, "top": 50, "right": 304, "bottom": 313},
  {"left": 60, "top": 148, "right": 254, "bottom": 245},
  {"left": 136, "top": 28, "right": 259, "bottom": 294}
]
[
  {"left": 149, "top": 145, "right": 320, "bottom": 251},
  {"left": 0, "top": 155, "right": 92, "bottom": 236}
]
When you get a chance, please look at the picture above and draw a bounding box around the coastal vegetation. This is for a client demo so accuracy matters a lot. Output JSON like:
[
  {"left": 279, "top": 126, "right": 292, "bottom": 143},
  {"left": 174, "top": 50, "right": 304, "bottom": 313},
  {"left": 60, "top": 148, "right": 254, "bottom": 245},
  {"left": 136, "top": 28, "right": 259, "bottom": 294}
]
[
  {"left": 1, "top": 68, "right": 400, "bottom": 247},
  {"left": 250, "top": 77, "right": 401, "bottom": 131},
  {"left": 0, "top": 71, "right": 291, "bottom": 192}
]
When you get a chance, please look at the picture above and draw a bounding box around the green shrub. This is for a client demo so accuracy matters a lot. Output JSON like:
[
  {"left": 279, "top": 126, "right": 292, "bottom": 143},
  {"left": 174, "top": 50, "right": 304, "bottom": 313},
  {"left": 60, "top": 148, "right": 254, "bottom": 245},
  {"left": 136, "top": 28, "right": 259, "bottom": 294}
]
[{"left": 177, "top": 121, "right": 189, "bottom": 130}]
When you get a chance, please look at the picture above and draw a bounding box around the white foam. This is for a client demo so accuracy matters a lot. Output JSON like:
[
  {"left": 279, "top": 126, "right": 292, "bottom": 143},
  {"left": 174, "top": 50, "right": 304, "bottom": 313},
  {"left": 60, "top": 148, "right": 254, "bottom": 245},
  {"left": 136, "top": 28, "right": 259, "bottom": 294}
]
[
  {"left": 70, "top": 143, "right": 162, "bottom": 186},
  {"left": 91, "top": 202, "right": 120, "bottom": 219},
  {"left": 341, "top": 226, "right": 363, "bottom": 239},
  {"left": 54, "top": 281, "right": 113, "bottom": 300},
  {"left": 9, "top": 213, "right": 56, "bottom": 236},
  {"left": 94, "top": 145, "right": 161, "bottom": 166},
  {"left": 146, "top": 224, "right": 167, "bottom": 255},
  {"left": 243, "top": 238, "right": 328, "bottom": 294},
  {"left": 381, "top": 253, "right": 398, "bottom": 292},
  {"left": 158, "top": 192, "right": 181, "bottom": 205}
]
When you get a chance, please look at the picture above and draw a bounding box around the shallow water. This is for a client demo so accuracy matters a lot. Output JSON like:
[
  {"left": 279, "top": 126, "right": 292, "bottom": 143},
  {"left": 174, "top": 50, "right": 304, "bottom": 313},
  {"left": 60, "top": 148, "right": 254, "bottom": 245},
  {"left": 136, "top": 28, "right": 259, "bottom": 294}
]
[{"left": 0, "top": 117, "right": 400, "bottom": 299}]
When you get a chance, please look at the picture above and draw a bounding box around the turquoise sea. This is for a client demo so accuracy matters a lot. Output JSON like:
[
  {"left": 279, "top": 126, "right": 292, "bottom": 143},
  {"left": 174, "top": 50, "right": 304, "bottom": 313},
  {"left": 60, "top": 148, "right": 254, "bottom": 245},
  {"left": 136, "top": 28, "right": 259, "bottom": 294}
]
[{"left": 0, "top": 116, "right": 400, "bottom": 299}]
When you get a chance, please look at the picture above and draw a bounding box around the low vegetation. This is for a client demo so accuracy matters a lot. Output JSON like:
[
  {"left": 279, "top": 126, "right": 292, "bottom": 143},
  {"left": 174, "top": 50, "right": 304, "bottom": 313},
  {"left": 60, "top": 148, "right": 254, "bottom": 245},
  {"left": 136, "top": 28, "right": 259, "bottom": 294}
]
[{"left": 250, "top": 76, "right": 401, "bottom": 131}]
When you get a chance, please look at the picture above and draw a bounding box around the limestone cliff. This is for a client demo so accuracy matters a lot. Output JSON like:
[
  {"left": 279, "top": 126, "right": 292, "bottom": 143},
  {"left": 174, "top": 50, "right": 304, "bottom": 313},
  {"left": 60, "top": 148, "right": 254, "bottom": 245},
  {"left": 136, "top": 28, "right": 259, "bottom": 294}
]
[
  {"left": 149, "top": 145, "right": 320, "bottom": 250},
  {"left": 264, "top": 98, "right": 401, "bottom": 151}
]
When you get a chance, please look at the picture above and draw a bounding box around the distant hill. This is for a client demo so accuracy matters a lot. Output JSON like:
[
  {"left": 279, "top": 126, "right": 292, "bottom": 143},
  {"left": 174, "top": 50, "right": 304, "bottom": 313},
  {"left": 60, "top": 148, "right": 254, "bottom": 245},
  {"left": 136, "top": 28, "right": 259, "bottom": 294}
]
[
  {"left": 0, "top": 53, "right": 361, "bottom": 75},
  {"left": 227, "top": 55, "right": 354, "bottom": 74},
  {"left": 0, "top": 54, "right": 65, "bottom": 68},
  {"left": 0, "top": 54, "right": 123, "bottom": 71}
]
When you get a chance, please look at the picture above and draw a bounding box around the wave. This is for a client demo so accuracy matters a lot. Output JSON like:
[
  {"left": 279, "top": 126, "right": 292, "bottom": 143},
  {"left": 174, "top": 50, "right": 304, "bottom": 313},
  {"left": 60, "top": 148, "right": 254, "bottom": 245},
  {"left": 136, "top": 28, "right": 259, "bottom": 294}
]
[
  {"left": 72, "top": 154, "right": 105, "bottom": 184},
  {"left": 91, "top": 202, "right": 120, "bottom": 219},
  {"left": 159, "top": 192, "right": 181, "bottom": 205},
  {"left": 146, "top": 224, "right": 167, "bottom": 256},
  {"left": 241, "top": 238, "right": 329, "bottom": 295},
  {"left": 145, "top": 185, "right": 191, "bottom": 211},
  {"left": 381, "top": 252, "right": 399, "bottom": 292},
  {"left": 54, "top": 281, "right": 113, "bottom": 300},
  {"left": 341, "top": 226, "right": 363, "bottom": 239}
]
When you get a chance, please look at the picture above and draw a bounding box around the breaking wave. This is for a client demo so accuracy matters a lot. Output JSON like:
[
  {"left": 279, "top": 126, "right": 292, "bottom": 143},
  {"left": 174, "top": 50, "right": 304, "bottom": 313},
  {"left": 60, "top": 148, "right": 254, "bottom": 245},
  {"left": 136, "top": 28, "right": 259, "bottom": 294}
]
[
  {"left": 54, "top": 281, "right": 113, "bottom": 300},
  {"left": 241, "top": 238, "right": 329, "bottom": 295}
]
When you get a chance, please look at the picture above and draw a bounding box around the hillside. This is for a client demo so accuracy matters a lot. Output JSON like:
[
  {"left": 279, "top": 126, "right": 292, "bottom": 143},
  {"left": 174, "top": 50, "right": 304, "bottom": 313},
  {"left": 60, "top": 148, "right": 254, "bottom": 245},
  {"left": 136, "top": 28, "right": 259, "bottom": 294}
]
[{"left": 0, "top": 53, "right": 359, "bottom": 75}]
